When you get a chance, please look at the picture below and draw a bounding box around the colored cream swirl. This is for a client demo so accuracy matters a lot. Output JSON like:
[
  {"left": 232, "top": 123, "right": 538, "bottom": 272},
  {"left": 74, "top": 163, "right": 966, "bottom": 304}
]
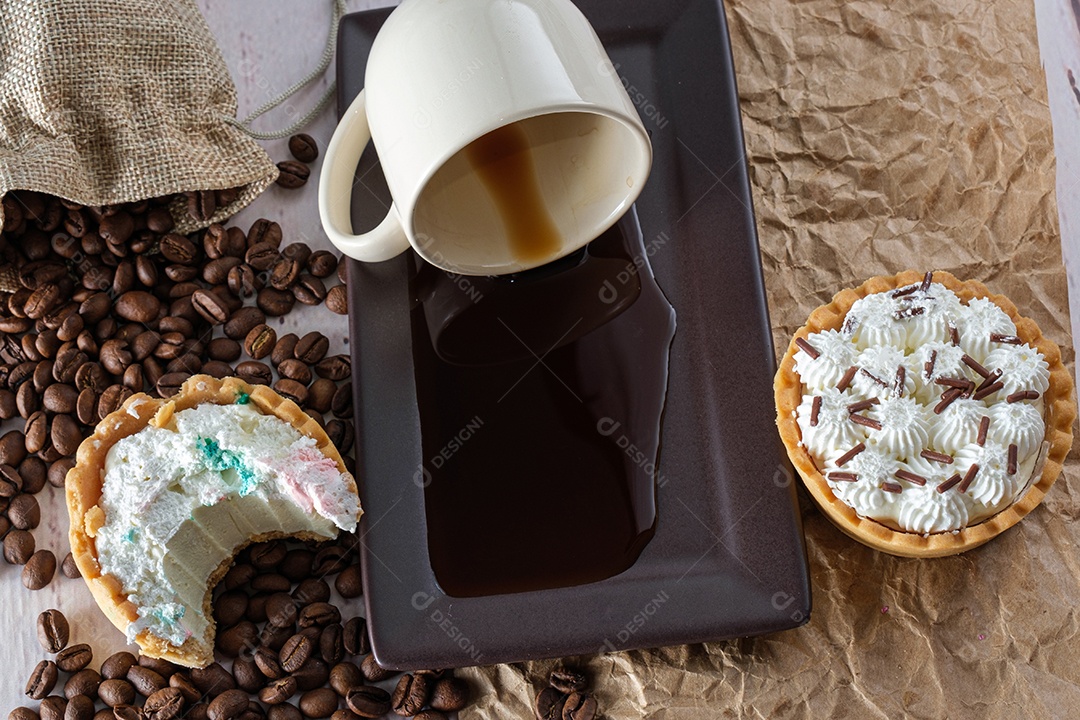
[{"left": 794, "top": 276, "right": 1047, "bottom": 533}]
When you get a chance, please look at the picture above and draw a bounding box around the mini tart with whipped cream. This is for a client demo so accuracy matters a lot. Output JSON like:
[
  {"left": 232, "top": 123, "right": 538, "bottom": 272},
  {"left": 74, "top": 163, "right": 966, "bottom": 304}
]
[
  {"left": 775, "top": 271, "right": 1075, "bottom": 557},
  {"left": 66, "top": 375, "right": 361, "bottom": 668}
]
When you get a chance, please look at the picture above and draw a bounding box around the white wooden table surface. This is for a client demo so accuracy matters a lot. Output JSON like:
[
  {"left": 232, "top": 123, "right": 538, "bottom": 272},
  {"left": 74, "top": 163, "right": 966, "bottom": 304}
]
[{"left": 5, "top": 0, "right": 1080, "bottom": 708}]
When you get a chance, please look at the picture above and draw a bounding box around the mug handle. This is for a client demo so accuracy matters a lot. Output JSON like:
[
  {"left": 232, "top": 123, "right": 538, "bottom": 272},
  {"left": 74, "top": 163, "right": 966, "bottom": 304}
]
[{"left": 318, "top": 89, "right": 411, "bottom": 262}]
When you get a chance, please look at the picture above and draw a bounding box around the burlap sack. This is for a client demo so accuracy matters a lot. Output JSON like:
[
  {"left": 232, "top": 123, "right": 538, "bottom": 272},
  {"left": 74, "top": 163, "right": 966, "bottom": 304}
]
[{"left": 0, "top": 0, "right": 278, "bottom": 237}]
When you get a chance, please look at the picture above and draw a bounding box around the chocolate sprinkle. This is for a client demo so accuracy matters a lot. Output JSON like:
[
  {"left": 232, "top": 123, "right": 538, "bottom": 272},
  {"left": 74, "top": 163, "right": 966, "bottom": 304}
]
[
  {"left": 973, "top": 380, "right": 1004, "bottom": 401},
  {"left": 919, "top": 271, "right": 933, "bottom": 292},
  {"left": 958, "top": 463, "right": 979, "bottom": 493},
  {"left": 921, "top": 449, "right": 954, "bottom": 464},
  {"left": 937, "top": 473, "right": 962, "bottom": 493},
  {"left": 860, "top": 368, "right": 888, "bottom": 388},
  {"left": 948, "top": 322, "right": 960, "bottom": 346},
  {"left": 990, "top": 333, "right": 1023, "bottom": 345},
  {"left": 890, "top": 285, "right": 919, "bottom": 299},
  {"left": 935, "top": 376, "right": 974, "bottom": 390},
  {"left": 828, "top": 471, "right": 859, "bottom": 482},
  {"left": 850, "top": 413, "right": 882, "bottom": 430},
  {"left": 835, "top": 442, "right": 866, "bottom": 467},
  {"left": 795, "top": 337, "right": 820, "bottom": 359},
  {"left": 974, "top": 416, "right": 989, "bottom": 446},
  {"left": 895, "top": 469, "right": 927, "bottom": 486},
  {"left": 924, "top": 349, "right": 938, "bottom": 380},
  {"left": 1007, "top": 390, "right": 1040, "bottom": 403},
  {"left": 961, "top": 354, "right": 991, "bottom": 378},
  {"left": 847, "top": 398, "right": 880, "bottom": 413},
  {"left": 893, "top": 306, "right": 926, "bottom": 320},
  {"left": 894, "top": 365, "right": 906, "bottom": 398},
  {"left": 975, "top": 368, "right": 1003, "bottom": 393},
  {"left": 1007, "top": 444, "right": 1017, "bottom": 475},
  {"left": 810, "top": 395, "right": 821, "bottom": 427},
  {"left": 842, "top": 314, "right": 857, "bottom": 336},
  {"left": 934, "top": 387, "right": 963, "bottom": 414},
  {"left": 881, "top": 481, "right": 903, "bottom": 494},
  {"left": 837, "top": 365, "right": 858, "bottom": 392}
]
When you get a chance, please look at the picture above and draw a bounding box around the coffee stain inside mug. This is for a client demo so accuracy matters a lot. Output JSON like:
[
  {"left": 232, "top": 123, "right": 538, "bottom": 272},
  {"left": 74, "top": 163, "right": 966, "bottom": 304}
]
[{"left": 464, "top": 123, "right": 562, "bottom": 264}]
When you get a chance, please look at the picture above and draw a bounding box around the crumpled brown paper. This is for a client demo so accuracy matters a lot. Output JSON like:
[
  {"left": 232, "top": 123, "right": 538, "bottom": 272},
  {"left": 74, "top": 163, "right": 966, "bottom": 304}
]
[{"left": 460, "top": 0, "right": 1079, "bottom": 717}]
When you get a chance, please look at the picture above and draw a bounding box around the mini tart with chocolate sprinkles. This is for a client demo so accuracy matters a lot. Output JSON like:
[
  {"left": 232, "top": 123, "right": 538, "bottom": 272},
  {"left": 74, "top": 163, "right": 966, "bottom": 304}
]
[{"left": 776, "top": 270, "right": 1075, "bottom": 557}]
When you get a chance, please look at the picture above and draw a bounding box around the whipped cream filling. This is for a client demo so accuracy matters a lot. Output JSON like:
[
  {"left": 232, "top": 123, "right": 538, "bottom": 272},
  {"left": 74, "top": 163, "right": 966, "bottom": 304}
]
[
  {"left": 795, "top": 277, "right": 1047, "bottom": 534},
  {"left": 95, "top": 401, "right": 358, "bottom": 646}
]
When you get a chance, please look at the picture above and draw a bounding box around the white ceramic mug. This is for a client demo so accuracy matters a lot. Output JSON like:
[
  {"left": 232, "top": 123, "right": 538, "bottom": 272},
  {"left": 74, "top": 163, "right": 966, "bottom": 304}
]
[{"left": 318, "top": 0, "right": 652, "bottom": 276}]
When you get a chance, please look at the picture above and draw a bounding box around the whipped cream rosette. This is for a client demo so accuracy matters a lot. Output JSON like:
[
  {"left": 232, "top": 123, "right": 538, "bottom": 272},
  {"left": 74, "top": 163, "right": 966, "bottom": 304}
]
[{"left": 775, "top": 271, "right": 1075, "bottom": 557}]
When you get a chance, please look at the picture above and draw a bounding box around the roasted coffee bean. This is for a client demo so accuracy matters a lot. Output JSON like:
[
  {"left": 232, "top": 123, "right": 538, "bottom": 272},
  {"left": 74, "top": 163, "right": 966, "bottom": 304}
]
[
  {"left": 51, "top": 414, "right": 81, "bottom": 456},
  {"left": 244, "top": 324, "right": 276, "bottom": 359},
  {"left": 535, "top": 688, "right": 566, "bottom": 720},
  {"left": 56, "top": 313, "right": 84, "bottom": 343},
  {"left": 270, "top": 257, "right": 301, "bottom": 290},
  {"left": 10, "top": 361, "right": 37, "bottom": 389},
  {"left": 276, "top": 161, "right": 310, "bottom": 189},
  {"left": 281, "top": 241, "right": 312, "bottom": 266},
  {"left": 315, "top": 355, "right": 350, "bottom": 381},
  {"left": 138, "top": 657, "right": 178, "bottom": 680},
  {"left": 64, "top": 669, "right": 101, "bottom": 700},
  {"left": 48, "top": 457, "right": 73, "bottom": 487},
  {"left": 63, "top": 695, "right": 94, "bottom": 720},
  {"left": 328, "top": 662, "right": 363, "bottom": 698},
  {"left": 280, "top": 633, "right": 315, "bottom": 673},
  {"left": 345, "top": 687, "right": 391, "bottom": 718},
  {"left": 413, "top": 712, "right": 448, "bottom": 720},
  {"left": 37, "top": 608, "right": 69, "bottom": 651},
  {"left": 213, "top": 589, "right": 248, "bottom": 626},
  {"left": 114, "top": 291, "right": 161, "bottom": 324},
  {"left": 325, "top": 285, "right": 348, "bottom": 315},
  {"left": 39, "top": 696, "right": 67, "bottom": 720},
  {"left": 187, "top": 191, "right": 216, "bottom": 223},
  {"left": 74, "top": 361, "right": 107, "bottom": 392},
  {"left": 562, "top": 692, "right": 597, "bottom": 720},
  {"left": 5, "top": 528, "right": 35, "bottom": 564},
  {"left": 249, "top": 539, "right": 286, "bottom": 569},
  {"left": 272, "top": 378, "right": 307, "bottom": 406},
  {"left": 184, "top": 705, "right": 207, "bottom": 720},
  {"left": 290, "top": 334, "right": 328, "bottom": 367},
  {"left": 207, "top": 689, "right": 248, "bottom": 720},
  {"left": 331, "top": 382, "right": 353, "bottom": 418},
  {"left": 42, "top": 383, "right": 78, "bottom": 413},
  {"left": 55, "top": 644, "right": 92, "bottom": 672},
  {"left": 168, "top": 673, "right": 201, "bottom": 704},
  {"left": 228, "top": 264, "right": 258, "bottom": 298},
  {"left": 23, "top": 411, "right": 47, "bottom": 454},
  {"left": 16, "top": 381, "right": 39, "bottom": 418},
  {"left": 342, "top": 617, "right": 370, "bottom": 656},
  {"left": 203, "top": 256, "right": 243, "bottom": 286},
  {"left": 268, "top": 706, "right": 302, "bottom": 720},
  {"left": 37, "top": 330, "right": 64, "bottom": 360},
  {"left": 306, "top": 251, "right": 337, "bottom": 279},
  {"left": 277, "top": 359, "right": 312, "bottom": 385},
  {"left": 280, "top": 548, "right": 314, "bottom": 582},
  {"left": 289, "top": 134, "right": 319, "bottom": 163},
  {"left": 142, "top": 357, "right": 165, "bottom": 389},
  {"left": 127, "top": 666, "right": 166, "bottom": 697},
  {"left": 263, "top": 336, "right": 296, "bottom": 369},
  {"left": 134, "top": 255, "right": 159, "bottom": 287},
  {"left": 18, "top": 455, "right": 45, "bottom": 491},
  {"left": 24, "top": 549, "right": 56, "bottom": 589},
  {"left": 359, "top": 654, "right": 395, "bottom": 683},
  {"left": 221, "top": 562, "right": 255, "bottom": 591},
  {"left": 110, "top": 708, "right": 141, "bottom": 720},
  {"left": 391, "top": 674, "right": 431, "bottom": 717},
  {"left": 75, "top": 389, "right": 97, "bottom": 425},
  {"left": 81, "top": 266, "right": 113, "bottom": 294},
  {"left": 98, "top": 679, "right": 136, "bottom": 708},
  {"left": 245, "top": 242, "right": 280, "bottom": 272},
  {"left": 224, "top": 306, "right": 265, "bottom": 340},
  {"left": 231, "top": 656, "right": 263, "bottom": 694},
  {"left": 24, "top": 284, "right": 62, "bottom": 320},
  {"left": 334, "top": 564, "right": 362, "bottom": 599},
  {"left": 320, "top": 623, "right": 345, "bottom": 665},
  {"left": 26, "top": 660, "right": 59, "bottom": 700},
  {"left": 99, "top": 652, "right": 137, "bottom": 681},
  {"left": 112, "top": 261, "right": 136, "bottom": 296},
  {"left": 98, "top": 384, "right": 133, "bottom": 419},
  {"left": 53, "top": 346, "right": 87, "bottom": 385},
  {"left": 258, "top": 288, "right": 294, "bottom": 316},
  {"left": 429, "top": 677, "right": 470, "bottom": 712},
  {"left": 154, "top": 332, "right": 185, "bottom": 361},
  {"left": 306, "top": 379, "right": 335, "bottom": 414},
  {"left": 216, "top": 620, "right": 258, "bottom": 658},
  {"left": 99, "top": 339, "right": 131, "bottom": 375},
  {"left": 253, "top": 647, "right": 286, "bottom": 680},
  {"left": 60, "top": 551, "right": 81, "bottom": 579},
  {"left": 98, "top": 211, "right": 134, "bottom": 245},
  {"left": 292, "top": 658, "right": 331, "bottom": 692},
  {"left": 247, "top": 218, "right": 283, "bottom": 249},
  {"left": 156, "top": 372, "right": 189, "bottom": 398},
  {"left": 298, "top": 687, "right": 338, "bottom": 718},
  {"left": 190, "top": 663, "right": 235, "bottom": 699},
  {"left": 259, "top": 677, "right": 297, "bottom": 706},
  {"left": 122, "top": 363, "right": 143, "bottom": 391},
  {"left": 292, "top": 275, "right": 326, "bottom": 306},
  {"left": 0, "top": 389, "right": 17, "bottom": 419},
  {"left": 200, "top": 360, "right": 233, "bottom": 378},
  {"left": 0, "top": 464, "right": 21, "bottom": 496},
  {"left": 191, "top": 289, "right": 229, "bottom": 325},
  {"left": 131, "top": 331, "right": 161, "bottom": 361},
  {"left": 144, "top": 688, "right": 185, "bottom": 720}
]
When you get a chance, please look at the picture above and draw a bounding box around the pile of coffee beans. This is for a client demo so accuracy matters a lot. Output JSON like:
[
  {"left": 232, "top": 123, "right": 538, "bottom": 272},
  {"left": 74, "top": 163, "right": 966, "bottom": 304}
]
[{"left": 534, "top": 669, "right": 598, "bottom": 720}]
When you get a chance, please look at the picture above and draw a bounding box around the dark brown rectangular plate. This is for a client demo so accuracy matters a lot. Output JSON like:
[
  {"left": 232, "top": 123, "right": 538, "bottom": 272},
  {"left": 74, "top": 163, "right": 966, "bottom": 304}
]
[{"left": 342, "top": 0, "right": 810, "bottom": 670}]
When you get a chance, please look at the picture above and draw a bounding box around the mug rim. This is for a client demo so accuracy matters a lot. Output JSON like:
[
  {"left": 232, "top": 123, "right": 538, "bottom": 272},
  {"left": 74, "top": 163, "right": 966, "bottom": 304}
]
[{"left": 402, "top": 103, "right": 653, "bottom": 277}]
